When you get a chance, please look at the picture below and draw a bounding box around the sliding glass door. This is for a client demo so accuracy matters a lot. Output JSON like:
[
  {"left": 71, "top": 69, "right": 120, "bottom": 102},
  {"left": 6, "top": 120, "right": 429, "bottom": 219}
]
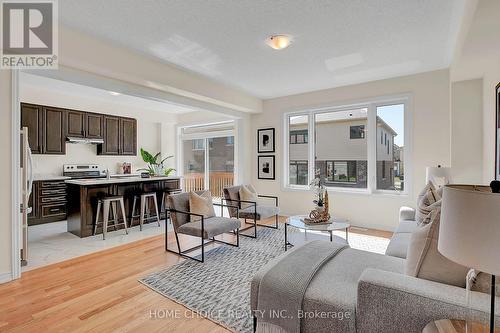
[{"left": 182, "top": 135, "right": 235, "bottom": 199}]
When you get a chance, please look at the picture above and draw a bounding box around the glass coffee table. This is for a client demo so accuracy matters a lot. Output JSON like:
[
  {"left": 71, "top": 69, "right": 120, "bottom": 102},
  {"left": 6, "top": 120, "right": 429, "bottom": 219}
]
[{"left": 285, "top": 215, "right": 350, "bottom": 251}]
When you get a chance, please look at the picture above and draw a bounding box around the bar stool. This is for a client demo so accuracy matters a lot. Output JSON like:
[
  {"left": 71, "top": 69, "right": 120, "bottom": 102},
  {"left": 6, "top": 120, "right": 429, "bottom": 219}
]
[
  {"left": 131, "top": 192, "right": 160, "bottom": 230},
  {"left": 93, "top": 196, "right": 129, "bottom": 240}
]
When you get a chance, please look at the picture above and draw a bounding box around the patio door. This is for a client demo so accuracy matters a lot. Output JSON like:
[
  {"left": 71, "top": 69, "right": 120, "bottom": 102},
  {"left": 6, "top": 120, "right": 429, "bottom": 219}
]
[{"left": 182, "top": 134, "right": 235, "bottom": 200}]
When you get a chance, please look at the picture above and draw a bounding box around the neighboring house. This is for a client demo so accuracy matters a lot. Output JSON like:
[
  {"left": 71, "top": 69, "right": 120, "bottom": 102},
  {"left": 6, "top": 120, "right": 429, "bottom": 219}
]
[{"left": 289, "top": 113, "right": 402, "bottom": 190}]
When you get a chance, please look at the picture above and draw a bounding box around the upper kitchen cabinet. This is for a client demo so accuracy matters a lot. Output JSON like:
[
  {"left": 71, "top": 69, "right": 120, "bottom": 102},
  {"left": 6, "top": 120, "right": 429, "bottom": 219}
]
[
  {"left": 42, "top": 107, "right": 66, "bottom": 155},
  {"left": 120, "top": 118, "right": 137, "bottom": 155},
  {"left": 97, "top": 116, "right": 136, "bottom": 156},
  {"left": 86, "top": 113, "right": 104, "bottom": 139},
  {"left": 66, "top": 110, "right": 86, "bottom": 138},
  {"left": 21, "top": 103, "right": 65, "bottom": 155},
  {"left": 98, "top": 115, "right": 121, "bottom": 155},
  {"left": 20, "top": 103, "right": 43, "bottom": 154}
]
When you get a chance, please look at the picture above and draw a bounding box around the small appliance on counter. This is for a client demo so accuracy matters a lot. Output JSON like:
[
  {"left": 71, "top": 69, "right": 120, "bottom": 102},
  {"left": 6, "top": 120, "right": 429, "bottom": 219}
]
[{"left": 140, "top": 172, "right": 150, "bottom": 178}]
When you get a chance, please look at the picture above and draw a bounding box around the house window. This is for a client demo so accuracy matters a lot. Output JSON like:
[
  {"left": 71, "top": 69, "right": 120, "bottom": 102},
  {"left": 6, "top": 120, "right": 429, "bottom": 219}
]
[
  {"left": 192, "top": 139, "right": 204, "bottom": 150},
  {"left": 314, "top": 109, "right": 368, "bottom": 189},
  {"left": 377, "top": 104, "right": 404, "bottom": 191},
  {"left": 350, "top": 125, "right": 365, "bottom": 139},
  {"left": 326, "top": 161, "right": 357, "bottom": 183},
  {"left": 290, "top": 130, "right": 308, "bottom": 144},
  {"left": 289, "top": 161, "right": 308, "bottom": 185},
  {"left": 226, "top": 136, "right": 234, "bottom": 145},
  {"left": 288, "top": 115, "right": 309, "bottom": 185},
  {"left": 285, "top": 98, "right": 408, "bottom": 193}
]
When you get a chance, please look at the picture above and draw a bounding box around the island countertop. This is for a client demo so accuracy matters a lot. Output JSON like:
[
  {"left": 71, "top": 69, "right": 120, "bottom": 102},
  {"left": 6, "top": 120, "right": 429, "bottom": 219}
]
[{"left": 65, "top": 176, "right": 181, "bottom": 186}]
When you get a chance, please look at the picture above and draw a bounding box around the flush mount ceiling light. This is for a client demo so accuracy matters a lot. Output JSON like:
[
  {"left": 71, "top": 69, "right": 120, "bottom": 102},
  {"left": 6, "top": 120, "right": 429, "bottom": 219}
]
[
  {"left": 265, "top": 35, "right": 292, "bottom": 50},
  {"left": 108, "top": 91, "right": 121, "bottom": 96}
]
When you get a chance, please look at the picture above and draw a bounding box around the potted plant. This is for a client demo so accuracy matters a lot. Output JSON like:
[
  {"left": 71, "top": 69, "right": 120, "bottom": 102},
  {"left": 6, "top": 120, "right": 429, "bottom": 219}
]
[
  {"left": 138, "top": 148, "right": 175, "bottom": 176},
  {"left": 310, "top": 168, "right": 326, "bottom": 208}
]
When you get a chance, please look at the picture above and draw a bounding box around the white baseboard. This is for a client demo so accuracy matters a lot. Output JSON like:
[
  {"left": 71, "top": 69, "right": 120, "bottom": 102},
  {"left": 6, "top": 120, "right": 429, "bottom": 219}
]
[{"left": 0, "top": 271, "right": 13, "bottom": 284}]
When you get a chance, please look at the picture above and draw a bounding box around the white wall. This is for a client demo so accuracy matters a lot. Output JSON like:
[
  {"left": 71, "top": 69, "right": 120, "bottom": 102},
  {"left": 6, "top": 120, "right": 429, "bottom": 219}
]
[
  {"left": 0, "top": 71, "right": 13, "bottom": 282},
  {"left": 451, "top": 79, "right": 483, "bottom": 183},
  {"left": 251, "top": 69, "right": 451, "bottom": 231},
  {"left": 20, "top": 84, "right": 171, "bottom": 175}
]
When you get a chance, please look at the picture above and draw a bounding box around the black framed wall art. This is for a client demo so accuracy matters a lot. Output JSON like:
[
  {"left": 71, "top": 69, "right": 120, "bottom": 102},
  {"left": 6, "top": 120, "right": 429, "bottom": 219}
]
[
  {"left": 258, "top": 155, "right": 275, "bottom": 180},
  {"left": 258, "top": 128, "right": 275, "bottom": 153}
]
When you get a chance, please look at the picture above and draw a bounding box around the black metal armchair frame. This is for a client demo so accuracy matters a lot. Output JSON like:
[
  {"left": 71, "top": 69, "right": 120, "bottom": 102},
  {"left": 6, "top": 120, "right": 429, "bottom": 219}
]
[
  {"left": 165, "top": 202, "right": 240, "bottom": 263},
  {"left": 223, "top": 195, "right": 279, "bottom": 239}
]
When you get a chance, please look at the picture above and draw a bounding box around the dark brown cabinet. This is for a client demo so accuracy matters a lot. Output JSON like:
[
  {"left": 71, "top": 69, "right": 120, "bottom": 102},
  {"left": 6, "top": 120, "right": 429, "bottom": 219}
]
[
  {"left": 120, "top": 118, "right": 137, "bottom": 155},
  {"left": 21, "top": 102, "right": 135, "bottom": 156},
  {"left": 99, "top": 115, "right": 121, "bottom": 155},
  {"left": 42, "top": 107, "right": 66, "bottom": 154},
  {"left": 28, "top": 180, "right": 67, "bottom": 226},
  {"left": 66, "top": 110, "right": 86, "bottom": 137},
  {"left": 86, "top": 113, "right": 103, "bottom": 139},
  {"left": 98, "top": 116, "right": 137, "bottom": 156},
  {"left": 21, "top": 103, "right": 43, "bottom": 154}
]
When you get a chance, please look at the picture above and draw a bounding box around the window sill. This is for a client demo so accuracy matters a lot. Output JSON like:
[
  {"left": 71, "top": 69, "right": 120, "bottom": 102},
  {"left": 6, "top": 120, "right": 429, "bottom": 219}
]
[{"left": 282, "top": 185, "right": 409, "bottom": 197}]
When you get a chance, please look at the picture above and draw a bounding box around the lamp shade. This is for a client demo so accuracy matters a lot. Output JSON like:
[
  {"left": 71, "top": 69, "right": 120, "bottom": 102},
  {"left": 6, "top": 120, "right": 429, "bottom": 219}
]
[
  {"left": 426, "top": 166, "right": 451, "bottom": 188},
  {"left": 439, "top": 185, "right": 500, "bottom": 276}
]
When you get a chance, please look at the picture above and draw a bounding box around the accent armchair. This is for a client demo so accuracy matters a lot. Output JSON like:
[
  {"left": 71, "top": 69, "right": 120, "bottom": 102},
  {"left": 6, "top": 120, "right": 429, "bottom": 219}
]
[
  {"left": 165, "top": 191, "right": 241, "bottom": 262},
  {"left": 223, "top": 185, "right": 279, "bottom": 238}
]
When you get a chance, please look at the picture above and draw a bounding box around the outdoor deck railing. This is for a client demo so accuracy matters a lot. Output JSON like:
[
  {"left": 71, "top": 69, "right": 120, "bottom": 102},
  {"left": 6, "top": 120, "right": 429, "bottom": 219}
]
[{"left": 182, "top": 172, "right": 234, "bottom": 199}]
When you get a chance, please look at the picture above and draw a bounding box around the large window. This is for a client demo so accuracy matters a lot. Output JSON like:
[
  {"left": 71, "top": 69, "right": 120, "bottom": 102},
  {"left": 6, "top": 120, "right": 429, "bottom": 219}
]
[
  {"left": 314, "top": 108, "right": 368, "bottom": 189},
  {"left": 288, "top": 115, "right": 309, "bottom": 186},
  {"left": 285, "top": 98, "right": 408, "bottom": 193},
  {"left": 376, "top": 104, "right": 405, "bottom": 191}
]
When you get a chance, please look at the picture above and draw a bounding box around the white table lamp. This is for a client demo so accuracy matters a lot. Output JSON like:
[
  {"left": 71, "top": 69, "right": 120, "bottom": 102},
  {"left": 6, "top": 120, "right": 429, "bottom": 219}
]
[{"left": 439, "top": 182, "right": 500, "bottom": 333}]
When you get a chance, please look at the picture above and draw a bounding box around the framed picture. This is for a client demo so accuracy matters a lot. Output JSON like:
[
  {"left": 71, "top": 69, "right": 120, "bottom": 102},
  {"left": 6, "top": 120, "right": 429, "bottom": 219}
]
[
  {"left": 258, "top": 128, "right": 275, "bottom": 153},
  {"left": 496, "top": 82, "right": 500, "bottom": 180},
  {"left": 258, "top": 155, "right": 275, "bottom": 180}
]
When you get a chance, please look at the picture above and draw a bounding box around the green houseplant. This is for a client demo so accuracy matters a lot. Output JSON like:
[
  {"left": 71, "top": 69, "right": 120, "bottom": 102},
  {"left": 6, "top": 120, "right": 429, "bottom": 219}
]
[{"left": 138, "top": 148, "right": 175, "bottom": 176}]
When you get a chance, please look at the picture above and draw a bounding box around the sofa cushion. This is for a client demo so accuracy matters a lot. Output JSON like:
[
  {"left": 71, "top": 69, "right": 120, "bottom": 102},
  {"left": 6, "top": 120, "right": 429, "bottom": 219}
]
[
  {"left": 251, "top": 246, "right": 404, "bottom": 333},
  {"left": 177, "top": 216, "right": 241, "bottom": 239},
  {"left": 416, "top": 182, "right": 442, "bottom": 225},
  {"left": 405, "top": 213, "right": 469, "bottom": 288},
  {"left": 385, "top": 232, "right": 412, "bottom": 259},
  {"left": 239, "top": 205, "right": 279, "bottom": 220},
  {"left": 188, "top": 191, "right": 215, "bottom": 222}
]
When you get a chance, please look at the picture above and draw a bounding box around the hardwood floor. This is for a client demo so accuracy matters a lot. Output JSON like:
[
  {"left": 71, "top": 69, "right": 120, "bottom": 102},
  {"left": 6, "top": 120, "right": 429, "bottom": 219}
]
[{"left": 0, "top": 218, "right": 392, "bottom": 332}]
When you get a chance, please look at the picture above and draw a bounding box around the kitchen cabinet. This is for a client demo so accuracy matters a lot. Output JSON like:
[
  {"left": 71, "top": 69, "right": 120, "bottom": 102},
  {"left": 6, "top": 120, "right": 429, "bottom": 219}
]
[
  {"left": 28, "top": 180, "right": 67, "bottom": 225},
  {"left": 66, "top": 110, "right": 86, "bottom": 137},
  {"left": 86, "top": 113, "right": 104, "bottom": 139},
  {"left": 98, "top": 116, "right": 137, "bottom": 156},
  {"left": 120, "top": 118, "right": 137, "bottom": 155},
  {"left": 21, "top": 102, "right": 136, "bottom": 155},
  {"left": 42, "top": 106, "right": 66, "bottom": 154},
  {"left": 99, "top": 115, "right": 121, "bottom": 155},
  {"left": 20, "top": 103, "right": 43, "bottom": 154}
]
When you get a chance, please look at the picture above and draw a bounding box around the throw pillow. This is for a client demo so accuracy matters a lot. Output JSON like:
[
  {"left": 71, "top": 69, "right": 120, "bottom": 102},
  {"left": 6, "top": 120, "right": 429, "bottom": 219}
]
[
  {"left": 188, "top": 191, "right": 216, "bottom": 222},
  {"left": 415, "top": 182, "right": 442, "bottom": 225},
  {"left": 239, "top": 184, "right": 258, "bottom": 209},
  {"left": 405, "top": 211, "right": 470, "bottom": 288}
]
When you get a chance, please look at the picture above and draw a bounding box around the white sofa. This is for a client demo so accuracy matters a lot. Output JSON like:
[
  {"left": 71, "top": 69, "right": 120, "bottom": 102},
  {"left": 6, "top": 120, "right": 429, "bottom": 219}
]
[{"left": 251, "top": 206, "right": 499, "bottom": 333}]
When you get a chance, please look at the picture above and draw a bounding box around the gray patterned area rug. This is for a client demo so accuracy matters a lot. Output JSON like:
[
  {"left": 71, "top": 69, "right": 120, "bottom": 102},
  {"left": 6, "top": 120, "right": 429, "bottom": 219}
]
[{"left": 139, "top": 225, "right": 389, "bottom": 333}]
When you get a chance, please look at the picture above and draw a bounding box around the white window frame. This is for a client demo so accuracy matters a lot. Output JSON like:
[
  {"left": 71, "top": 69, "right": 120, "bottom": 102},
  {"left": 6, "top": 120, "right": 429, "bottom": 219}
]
[{"left": 283, "top": 94, "right": 412, "bottom": 196}]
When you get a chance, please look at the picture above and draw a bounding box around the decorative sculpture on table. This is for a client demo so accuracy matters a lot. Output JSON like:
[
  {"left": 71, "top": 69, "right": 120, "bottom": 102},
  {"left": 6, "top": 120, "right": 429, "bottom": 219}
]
[{"left": 304, "top": 169, "right": 331, "bottom": 224}]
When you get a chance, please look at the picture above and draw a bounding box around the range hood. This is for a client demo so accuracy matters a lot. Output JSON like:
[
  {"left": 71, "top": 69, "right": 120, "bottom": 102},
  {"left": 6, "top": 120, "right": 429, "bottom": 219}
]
[{"left": 66, "top": 136, "right": 104, "bottom": 144}]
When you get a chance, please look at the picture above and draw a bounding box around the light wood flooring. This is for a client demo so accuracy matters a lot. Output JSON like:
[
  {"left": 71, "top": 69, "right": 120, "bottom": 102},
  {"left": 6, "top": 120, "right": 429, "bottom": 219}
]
[{"left": 0, "top": 218, "right": 392, "bottom": 332}]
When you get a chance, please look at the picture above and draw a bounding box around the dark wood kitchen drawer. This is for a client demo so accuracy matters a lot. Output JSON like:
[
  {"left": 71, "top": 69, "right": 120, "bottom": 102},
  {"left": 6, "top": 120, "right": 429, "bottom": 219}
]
[
  {"left": 40, "top": 188, "right": 67, "bottom": 196},
  {"left": 41, "top": 203, "right": 67, "bottom": 218},
  {"left": 39, "top": 180, "right": 67, "bottom": 188},
  {"left": 40, "top": 196, "right": 67, "bottom": 204}
]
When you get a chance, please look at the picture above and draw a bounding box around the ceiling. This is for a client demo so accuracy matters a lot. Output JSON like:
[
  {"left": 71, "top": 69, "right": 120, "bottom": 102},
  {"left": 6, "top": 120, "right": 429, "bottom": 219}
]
[
  {"left": 20, "top": 73, "right": 195, "bottom": 115},
  {"left": 60, "top": 0, "right": 467, "bottom": 99}
]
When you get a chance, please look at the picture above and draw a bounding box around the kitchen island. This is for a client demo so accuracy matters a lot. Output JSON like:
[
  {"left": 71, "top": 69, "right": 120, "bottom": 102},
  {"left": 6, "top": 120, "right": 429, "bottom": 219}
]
[{"left": 66, "top": 176, "right": 181, "bottom": 237}]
